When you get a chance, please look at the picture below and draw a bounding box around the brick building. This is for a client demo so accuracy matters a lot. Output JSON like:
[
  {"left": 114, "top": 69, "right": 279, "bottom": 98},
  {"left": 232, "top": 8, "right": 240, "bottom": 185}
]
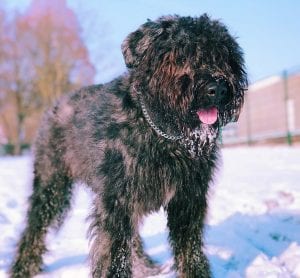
[{"left": 222, "top": 72, "right": 300, "bottom": 145}]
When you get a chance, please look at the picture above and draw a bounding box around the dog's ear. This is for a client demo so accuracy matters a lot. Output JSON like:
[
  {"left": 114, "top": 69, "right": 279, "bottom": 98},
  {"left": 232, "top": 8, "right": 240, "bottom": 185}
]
[{"left": 121, "top": 20, "right": 165, "bottom": 68}]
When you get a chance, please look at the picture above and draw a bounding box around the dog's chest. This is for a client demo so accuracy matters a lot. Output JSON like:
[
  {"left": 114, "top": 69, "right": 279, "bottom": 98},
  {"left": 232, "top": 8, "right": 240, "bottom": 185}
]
[
  {"left": 131, "top": 151, "right": 196, "bottom": 211},
  {"left": 132, "top": 167, "right": 177, "bottom": 211}
]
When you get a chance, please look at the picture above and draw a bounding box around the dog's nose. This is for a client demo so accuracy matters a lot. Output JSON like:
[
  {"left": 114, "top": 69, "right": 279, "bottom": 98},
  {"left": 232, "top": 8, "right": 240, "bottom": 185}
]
[{"left": 206, "top": 81, "right": 228, "bottom": 102}]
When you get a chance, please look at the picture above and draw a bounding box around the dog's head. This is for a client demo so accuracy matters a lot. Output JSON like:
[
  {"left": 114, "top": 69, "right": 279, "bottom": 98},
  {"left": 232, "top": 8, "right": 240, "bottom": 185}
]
[{"left": 122, "top": 14, "right": 247, "bottom": 156}]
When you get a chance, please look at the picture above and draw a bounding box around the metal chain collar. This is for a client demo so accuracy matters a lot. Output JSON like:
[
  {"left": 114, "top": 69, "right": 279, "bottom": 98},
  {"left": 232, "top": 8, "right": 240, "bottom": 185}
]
[{"left": 134, "top": 87, "right": 184, "bottom": 141}]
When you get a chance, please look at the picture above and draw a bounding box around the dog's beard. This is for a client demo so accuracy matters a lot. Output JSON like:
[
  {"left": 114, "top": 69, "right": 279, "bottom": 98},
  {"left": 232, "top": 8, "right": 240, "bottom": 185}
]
[
  {"left": 180, "top": 124, "right": 219, "bottom": 158},
  {"left": 179, "top": 106, "right": 219, "bottom": 158}
]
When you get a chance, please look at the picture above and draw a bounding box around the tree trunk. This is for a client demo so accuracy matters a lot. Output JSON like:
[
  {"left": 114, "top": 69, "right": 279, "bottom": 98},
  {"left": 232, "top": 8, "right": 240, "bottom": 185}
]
[{"left": 14, "top": 112, "right": 25, "bottom": 155}]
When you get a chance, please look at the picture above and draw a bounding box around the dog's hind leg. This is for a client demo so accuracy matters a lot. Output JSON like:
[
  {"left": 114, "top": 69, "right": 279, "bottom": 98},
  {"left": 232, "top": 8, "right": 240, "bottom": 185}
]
[{"left": 9, "top": 160, "right": 73, "bottom": 278}]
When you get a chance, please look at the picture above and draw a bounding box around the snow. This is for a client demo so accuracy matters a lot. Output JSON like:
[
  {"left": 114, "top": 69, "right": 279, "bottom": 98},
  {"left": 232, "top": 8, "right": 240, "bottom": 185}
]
[{"left": 0, "top": 147, "right": 300, "bottom": 277}]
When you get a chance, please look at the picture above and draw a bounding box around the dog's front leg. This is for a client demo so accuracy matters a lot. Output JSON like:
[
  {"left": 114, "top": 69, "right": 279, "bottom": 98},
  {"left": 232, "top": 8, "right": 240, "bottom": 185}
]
[
  {"left": 90, "top": 195, "right": 134, "bottom": 278},
  {"left": 166, "top": 192, "right": 211, "bottom": 278},
  {"left": 103, "top": 205, "right": 133, "bottom": 278},
  {"left": 90, "top": 149, "right": 134, "bottom": 278}
]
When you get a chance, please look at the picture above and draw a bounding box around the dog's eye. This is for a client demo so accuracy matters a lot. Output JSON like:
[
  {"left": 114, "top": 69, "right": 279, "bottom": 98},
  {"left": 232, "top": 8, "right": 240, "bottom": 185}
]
[{"left": 179, "top": 74, "right": 191, "bottom": 92}]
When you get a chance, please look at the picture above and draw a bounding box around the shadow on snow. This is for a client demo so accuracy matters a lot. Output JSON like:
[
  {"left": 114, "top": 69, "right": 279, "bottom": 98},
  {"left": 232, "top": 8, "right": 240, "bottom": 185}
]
[{"left": 2, "top": 211, "right": 300, "bottom": 276}]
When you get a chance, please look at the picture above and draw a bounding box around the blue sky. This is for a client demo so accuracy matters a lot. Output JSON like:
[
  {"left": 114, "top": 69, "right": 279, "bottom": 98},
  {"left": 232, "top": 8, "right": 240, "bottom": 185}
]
[{"left": 4, "top": 0, "right": 300, "bottom": 84}]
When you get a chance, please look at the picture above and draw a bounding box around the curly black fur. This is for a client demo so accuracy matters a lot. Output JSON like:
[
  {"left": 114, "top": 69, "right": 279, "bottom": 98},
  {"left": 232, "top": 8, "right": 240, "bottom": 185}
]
[{"left": 10, "top": 14, "right": 247, "bottom": 278}]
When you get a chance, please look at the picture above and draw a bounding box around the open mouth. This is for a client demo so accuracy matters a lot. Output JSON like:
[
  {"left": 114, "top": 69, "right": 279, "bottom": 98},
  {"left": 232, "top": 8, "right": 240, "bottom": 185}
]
[{"left": 197, "top": 107, "right": 218, "bottom": 125}]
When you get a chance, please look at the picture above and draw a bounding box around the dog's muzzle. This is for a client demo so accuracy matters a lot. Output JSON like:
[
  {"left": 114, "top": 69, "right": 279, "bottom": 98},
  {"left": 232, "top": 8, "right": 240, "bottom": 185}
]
[{"left": 134, "top": 85, "right": 220, "bottom": 158}]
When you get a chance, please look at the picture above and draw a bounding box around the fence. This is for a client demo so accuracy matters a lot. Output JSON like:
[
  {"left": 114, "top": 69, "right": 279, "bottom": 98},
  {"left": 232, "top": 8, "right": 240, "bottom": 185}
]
[{"left": 222, "top": 67, "right": 300, "bottom": 146}]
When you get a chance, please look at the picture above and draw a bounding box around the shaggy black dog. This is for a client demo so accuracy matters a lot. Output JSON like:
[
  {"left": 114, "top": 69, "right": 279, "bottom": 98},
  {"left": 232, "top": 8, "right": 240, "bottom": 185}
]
[{"left": 10, "top": 14, "right": 247, "bottom": 278}]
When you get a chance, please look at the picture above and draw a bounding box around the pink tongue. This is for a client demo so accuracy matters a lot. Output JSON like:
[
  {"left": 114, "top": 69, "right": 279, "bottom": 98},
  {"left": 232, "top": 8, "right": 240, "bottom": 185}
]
[{"left": 197, "top": 107, "right": 218, "bottom": 125}]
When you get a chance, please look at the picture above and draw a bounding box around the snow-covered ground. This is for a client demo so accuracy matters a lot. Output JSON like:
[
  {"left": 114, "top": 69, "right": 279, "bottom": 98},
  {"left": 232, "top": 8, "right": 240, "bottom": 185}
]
[{"left": 0, "top": 147, "right": 300, "bottom": 277}]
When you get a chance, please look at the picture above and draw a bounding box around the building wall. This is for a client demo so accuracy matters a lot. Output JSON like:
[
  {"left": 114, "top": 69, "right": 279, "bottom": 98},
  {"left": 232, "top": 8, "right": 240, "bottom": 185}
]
[{"left": 223, "top": 73, "right": 300, "bottom": 145}]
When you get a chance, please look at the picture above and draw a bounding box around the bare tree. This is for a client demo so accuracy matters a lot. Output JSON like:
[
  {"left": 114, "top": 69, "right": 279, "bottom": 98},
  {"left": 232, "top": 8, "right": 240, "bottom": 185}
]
[
  {"left": 0, "top": 0, "right": 95, "bottom": 154},
  {"left": 0, "top": 8, "right": 22, "bottom": 152}
]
